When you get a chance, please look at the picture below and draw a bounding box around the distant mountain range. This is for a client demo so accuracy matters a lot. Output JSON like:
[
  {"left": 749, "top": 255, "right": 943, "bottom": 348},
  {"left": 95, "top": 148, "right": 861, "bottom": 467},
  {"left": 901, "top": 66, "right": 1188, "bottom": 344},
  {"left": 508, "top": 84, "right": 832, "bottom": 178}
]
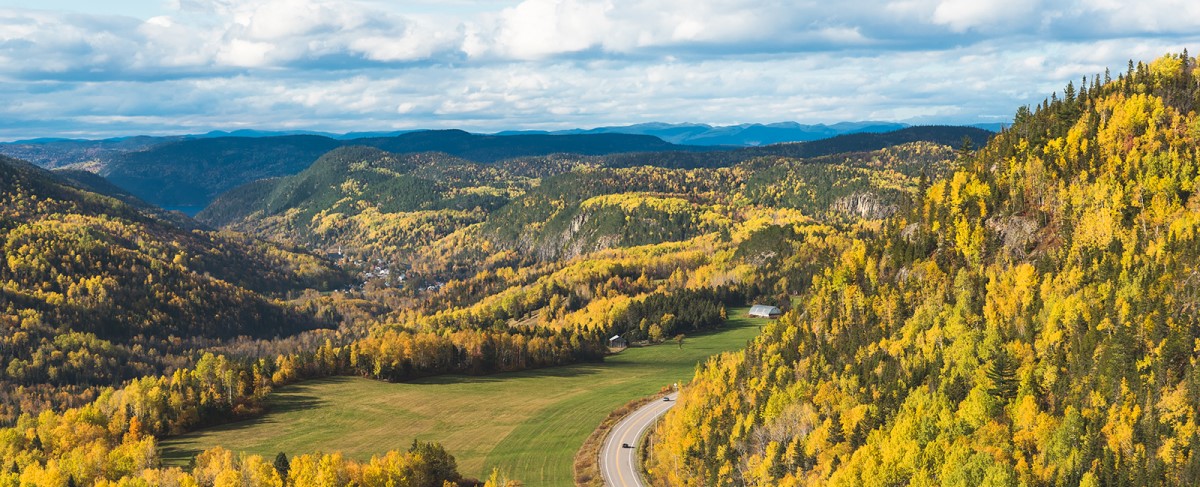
[
  {"left": 0, "top": 124, "right": 998, "bottom": 209},
  {"left": 3, "top": 121, "right": 1004, "bottom": 147},
  {"left": 196, "top": 125, "right": 991, "bottom": 219},
  {"left": 193, "top": 121, "right": 1005, "bottom": 147},
  {"left": 189, "top": 121, "right": 1006, "bottom": 146},
  {"left": 0, "top": 121, "right": 1005, "bottom": 168},
  {"left": 497, "top": 121, "right": 900, "bottom": 146},
  {"left": 98, "top": 130, "right": 699, "bottom": 208}
]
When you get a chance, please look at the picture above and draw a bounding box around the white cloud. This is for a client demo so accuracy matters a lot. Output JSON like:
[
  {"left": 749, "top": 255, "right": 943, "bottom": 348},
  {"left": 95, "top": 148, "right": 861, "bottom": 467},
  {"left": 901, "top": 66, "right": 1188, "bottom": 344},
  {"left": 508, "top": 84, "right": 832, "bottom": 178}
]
[
  {"left": 240, "top": 0, "right": 364, "bottom": 41},
  {"left": 1, "top": 0, "right": 1199, "bottom": 139},
  {"left": 461, "top": 0, "right": 855, "bottom": 59},
  {"left": 1073, "top": 0, "right": 1200, "bottom": 34},
  {"left": 932, "top": 0, "right": 1042, "bottom": 33},
  {"left": 2, "top": 0, "right": 1199, "bottom": 78},
  {"left": 484, "top": 0, "right": 614, "bottom": 59},
  {"left": 217, "top": 38, "right": 273, "bottom": 67}
]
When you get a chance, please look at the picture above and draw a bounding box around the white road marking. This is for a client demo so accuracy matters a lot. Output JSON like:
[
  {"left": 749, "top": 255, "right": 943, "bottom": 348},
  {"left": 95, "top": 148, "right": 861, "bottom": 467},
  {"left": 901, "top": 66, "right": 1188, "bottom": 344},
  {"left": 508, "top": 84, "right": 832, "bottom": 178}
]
[{"left": 600, "top": 392, "right": 678, "bottom": 487}]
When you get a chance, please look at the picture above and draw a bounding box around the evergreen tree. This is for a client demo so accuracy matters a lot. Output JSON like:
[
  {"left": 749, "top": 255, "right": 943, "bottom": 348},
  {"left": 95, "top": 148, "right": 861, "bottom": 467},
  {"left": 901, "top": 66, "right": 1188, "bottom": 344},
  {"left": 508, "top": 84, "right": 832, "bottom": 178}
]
[
  {"left": 987, "top": 348, "right": 1019, "bottom": 402},
  {"left": 273, "top": 452, "right": 290, "bottom": 481}
]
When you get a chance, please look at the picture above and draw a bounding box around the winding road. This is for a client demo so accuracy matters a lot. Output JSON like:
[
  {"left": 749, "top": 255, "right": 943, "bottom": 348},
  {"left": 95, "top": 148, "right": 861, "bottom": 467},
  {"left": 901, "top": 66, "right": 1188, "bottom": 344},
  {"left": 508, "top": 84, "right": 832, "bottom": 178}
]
[{"left": 600, "top": 392, "right": 678, "bottom": 487}]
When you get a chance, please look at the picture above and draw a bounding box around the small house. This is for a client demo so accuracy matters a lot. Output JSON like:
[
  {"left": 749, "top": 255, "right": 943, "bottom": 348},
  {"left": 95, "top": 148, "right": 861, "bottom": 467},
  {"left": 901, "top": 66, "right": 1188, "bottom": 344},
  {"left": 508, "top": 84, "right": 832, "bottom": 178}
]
[
  {"left": 609, "top": 335, "right": 628, "bottom": 348},
  {"left": 749, "top": 304, "right": 782, "bottom": 319}
]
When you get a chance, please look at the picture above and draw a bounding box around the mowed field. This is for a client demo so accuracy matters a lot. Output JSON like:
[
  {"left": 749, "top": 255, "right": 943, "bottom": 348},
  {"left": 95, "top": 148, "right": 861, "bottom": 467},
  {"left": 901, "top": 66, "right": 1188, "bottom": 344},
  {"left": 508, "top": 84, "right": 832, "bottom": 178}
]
[{"left": 159, "top": 308, "right": 763, "bottom": 486}]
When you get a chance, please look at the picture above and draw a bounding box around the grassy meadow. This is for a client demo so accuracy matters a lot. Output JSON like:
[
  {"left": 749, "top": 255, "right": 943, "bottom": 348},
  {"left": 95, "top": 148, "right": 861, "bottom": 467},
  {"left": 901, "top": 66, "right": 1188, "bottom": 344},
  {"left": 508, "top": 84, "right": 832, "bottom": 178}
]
[{"left": 160, "top": 308, "right": 764, "bottom": 486}]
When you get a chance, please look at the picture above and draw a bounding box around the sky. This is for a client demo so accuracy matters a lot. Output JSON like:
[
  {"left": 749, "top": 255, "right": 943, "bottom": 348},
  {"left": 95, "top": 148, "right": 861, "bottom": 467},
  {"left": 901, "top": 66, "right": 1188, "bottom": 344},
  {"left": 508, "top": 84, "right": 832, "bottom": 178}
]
[{"left": 1, "top": 0, "right": 1199, "bottom": 140}]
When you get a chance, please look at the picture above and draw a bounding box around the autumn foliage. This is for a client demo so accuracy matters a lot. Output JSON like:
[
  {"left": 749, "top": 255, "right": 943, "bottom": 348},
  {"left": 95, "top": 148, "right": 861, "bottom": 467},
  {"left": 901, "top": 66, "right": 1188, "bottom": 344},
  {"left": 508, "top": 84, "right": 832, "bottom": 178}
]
[{"left": 649, "top": 53, "right": 1200, "bottom": 485}]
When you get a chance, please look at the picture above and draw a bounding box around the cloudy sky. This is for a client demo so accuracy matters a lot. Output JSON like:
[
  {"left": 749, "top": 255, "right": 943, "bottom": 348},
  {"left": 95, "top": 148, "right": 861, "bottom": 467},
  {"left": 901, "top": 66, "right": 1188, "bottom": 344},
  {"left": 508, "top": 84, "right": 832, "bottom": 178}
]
[{"left": 0, "top": 0, "right": 1198, "bottom": 140}]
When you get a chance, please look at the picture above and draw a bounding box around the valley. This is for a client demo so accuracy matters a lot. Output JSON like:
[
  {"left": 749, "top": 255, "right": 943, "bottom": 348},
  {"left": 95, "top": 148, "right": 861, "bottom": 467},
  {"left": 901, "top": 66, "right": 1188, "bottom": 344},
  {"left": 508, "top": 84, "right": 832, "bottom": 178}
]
[
  {"left": 159, "top": 309, "right": 760, "bottom": 486},
  {"left": 6, "top": 0, "right": 1199, "bottom": 485},
  {"left": 0, "top": 119, "right": 958, "bottom": 485},
  {"left": 4, "top": 49, "right": 1200, "bottom": 487}
]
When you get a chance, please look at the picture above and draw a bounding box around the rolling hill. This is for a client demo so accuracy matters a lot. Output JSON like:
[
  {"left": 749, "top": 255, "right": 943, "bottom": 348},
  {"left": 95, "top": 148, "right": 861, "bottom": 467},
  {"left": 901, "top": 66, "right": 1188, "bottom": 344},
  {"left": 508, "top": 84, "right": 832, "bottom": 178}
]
[
  {"left": 0, "top": 154, "right": 349, "bottom": 421},
  {"left": 1, "top": 153, "right": 349, "bottom": 337},
  {"left": 99, "top": 130, "right": 703, "bottom": 208},
  {"left": 199, "top": 134, "right": 967, "bottom": 296},
  {"left": 598, "top": 125, "right": 992, "bottom": 169},
  {"left": 498, "top": 120, "right": 911, "bottom": 145},
  {"left": 0, "top": 135, "right": 183, "bottom": 169},
  {"left": 102, "top": 135, "right": 347, "bottom": 209},
  {"left": 0, "top": 121, "right": 994, "bottom": 172},
  {"left": 3, "top": 126, "right": 992, "bottom": 211},
  {"left": 196, "top": 146, "right": 526, "bottom": 264}
]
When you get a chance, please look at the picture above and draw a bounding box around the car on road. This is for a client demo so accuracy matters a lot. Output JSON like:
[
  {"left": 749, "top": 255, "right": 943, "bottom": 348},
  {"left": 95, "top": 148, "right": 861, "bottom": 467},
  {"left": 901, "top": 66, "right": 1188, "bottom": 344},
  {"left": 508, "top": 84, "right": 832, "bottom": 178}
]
[
  {"left": 662, "top": 397, "right": 671, "bottom": 401},
  {"left": 622, "top": 443, "right": 632, "bottom": 448}
]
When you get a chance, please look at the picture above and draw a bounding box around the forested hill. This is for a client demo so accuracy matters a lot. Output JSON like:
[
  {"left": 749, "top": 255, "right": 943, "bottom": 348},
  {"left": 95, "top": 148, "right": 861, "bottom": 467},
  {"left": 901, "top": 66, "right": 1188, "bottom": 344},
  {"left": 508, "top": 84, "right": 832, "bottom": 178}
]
[
  {"left": 752, "top": 125, "right": 991, "bottom": 160},
  {"left": 52, "top": 168, "right": 203, "bottom": 230},
  {"left": 101, "top": 130, "right": 698, "bottom": 208},
  {"left": 650, "top": 53, "right": 1200, "bottom": 485},
  {"left": 352, "top": 129, "right": 687, "bottom": 161},
  {"left": 103, "top": 135, "right": 343, "bottom": 209},
  {"left": 198, "top": 135, "right": 969, "bottom": 274},
  {"left": 81, "top": 126, "right": 988, "bottom": 210},
  {"left": 597, "top": 125, "right": 991, "bottom": 168},
  {"left": 0, "top": 154, "right": 348, "bottom": 419},
  {"left": 498, "top": 121, "right": 911, "bottom": 145},
  {"left": 0, "top": 135, "right": 181, "bottom": 169},
  {"left": 195, "top": 146, "right": 523, "bottom": 247}
]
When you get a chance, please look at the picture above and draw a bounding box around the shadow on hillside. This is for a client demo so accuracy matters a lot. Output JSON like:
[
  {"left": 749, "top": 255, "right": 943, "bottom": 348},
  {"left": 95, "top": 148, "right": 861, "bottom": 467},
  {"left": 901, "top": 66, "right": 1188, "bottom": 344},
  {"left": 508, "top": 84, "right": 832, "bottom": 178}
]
[
  {"left": 158, "top": 393, "right": 322, "bottom": 466},
  {"left": 267, "top": 392, "right": 323, "bottom": 414},
  {"left": 159, "top": 444, "right": 203, "bottom": 467},
  {"left": 409, "top": 364, "right": 605, "bottom": 386}
]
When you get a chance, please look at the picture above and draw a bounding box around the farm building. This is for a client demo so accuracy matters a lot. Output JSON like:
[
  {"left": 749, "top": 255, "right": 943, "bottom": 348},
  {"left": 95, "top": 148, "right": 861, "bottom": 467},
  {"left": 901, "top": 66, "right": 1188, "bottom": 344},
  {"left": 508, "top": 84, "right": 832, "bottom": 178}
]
[
  {"left": 749, "top": 304, "right": 783, "bottom": 318},
  {"left": 609, "top": 335, "right": 628, "bottom": 348}
]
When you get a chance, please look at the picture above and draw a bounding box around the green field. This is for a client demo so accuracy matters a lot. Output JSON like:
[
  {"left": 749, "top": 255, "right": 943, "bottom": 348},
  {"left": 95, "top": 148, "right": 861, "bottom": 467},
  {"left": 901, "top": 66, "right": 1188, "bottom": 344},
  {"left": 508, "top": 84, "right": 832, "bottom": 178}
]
[{"left": 159, "top": 308, "right": 763, "bottom": 486}]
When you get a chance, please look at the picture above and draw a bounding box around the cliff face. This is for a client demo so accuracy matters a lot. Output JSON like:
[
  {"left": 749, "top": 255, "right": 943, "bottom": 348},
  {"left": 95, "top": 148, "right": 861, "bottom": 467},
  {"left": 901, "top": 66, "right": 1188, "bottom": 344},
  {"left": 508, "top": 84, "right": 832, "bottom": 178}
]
[
  {"left": 831, "top": 191, "right": 897, "bottom": 220},
  {"left": 529, "top": 195, "right": 702, "bottom": 261},
  {"left": 986, "top": 214, "right": 1041, "bottom": 257}
]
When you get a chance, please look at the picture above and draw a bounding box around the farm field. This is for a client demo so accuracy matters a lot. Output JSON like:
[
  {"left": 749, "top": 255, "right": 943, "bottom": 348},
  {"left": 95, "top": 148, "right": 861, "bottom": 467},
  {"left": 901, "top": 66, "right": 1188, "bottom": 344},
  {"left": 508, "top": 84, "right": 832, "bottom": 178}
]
[{"left": 160, "top": 307, "right": 764, "bottom": 486}]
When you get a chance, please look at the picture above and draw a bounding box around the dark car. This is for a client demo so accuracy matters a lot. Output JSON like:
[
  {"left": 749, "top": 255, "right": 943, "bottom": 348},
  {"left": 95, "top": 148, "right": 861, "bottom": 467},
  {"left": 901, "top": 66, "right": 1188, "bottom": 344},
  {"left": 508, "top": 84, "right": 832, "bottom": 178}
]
[{"left": 622, "top": 443, "right": 632, "bottom": 448}]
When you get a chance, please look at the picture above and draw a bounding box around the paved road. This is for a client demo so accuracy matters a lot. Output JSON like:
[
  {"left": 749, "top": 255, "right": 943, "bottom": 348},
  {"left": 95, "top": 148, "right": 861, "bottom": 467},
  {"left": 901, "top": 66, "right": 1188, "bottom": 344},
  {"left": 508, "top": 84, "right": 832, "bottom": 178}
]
[{"left": 600, "top": 392, "right": 678, "bottom": 487}]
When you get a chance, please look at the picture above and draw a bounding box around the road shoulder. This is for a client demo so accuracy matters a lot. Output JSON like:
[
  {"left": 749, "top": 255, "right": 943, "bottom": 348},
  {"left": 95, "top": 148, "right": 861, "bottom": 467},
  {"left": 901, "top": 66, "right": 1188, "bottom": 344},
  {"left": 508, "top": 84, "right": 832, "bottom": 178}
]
[
  {"left": 599, "top": 391, "right": 679, "bottom": 487},
  {"left": 574, "top": 388, "right": 672, "bottom": 486}
]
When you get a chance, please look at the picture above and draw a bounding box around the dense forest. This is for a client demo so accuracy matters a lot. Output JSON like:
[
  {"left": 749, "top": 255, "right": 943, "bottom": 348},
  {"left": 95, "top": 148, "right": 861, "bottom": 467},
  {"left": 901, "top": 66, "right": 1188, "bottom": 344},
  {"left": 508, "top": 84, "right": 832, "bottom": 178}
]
[
  {"left": 0, "top": 155, "right": 355, "bottom": 423},
  {"left": 650, "top": 52, "right": 1200, "bottom": 486}
]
